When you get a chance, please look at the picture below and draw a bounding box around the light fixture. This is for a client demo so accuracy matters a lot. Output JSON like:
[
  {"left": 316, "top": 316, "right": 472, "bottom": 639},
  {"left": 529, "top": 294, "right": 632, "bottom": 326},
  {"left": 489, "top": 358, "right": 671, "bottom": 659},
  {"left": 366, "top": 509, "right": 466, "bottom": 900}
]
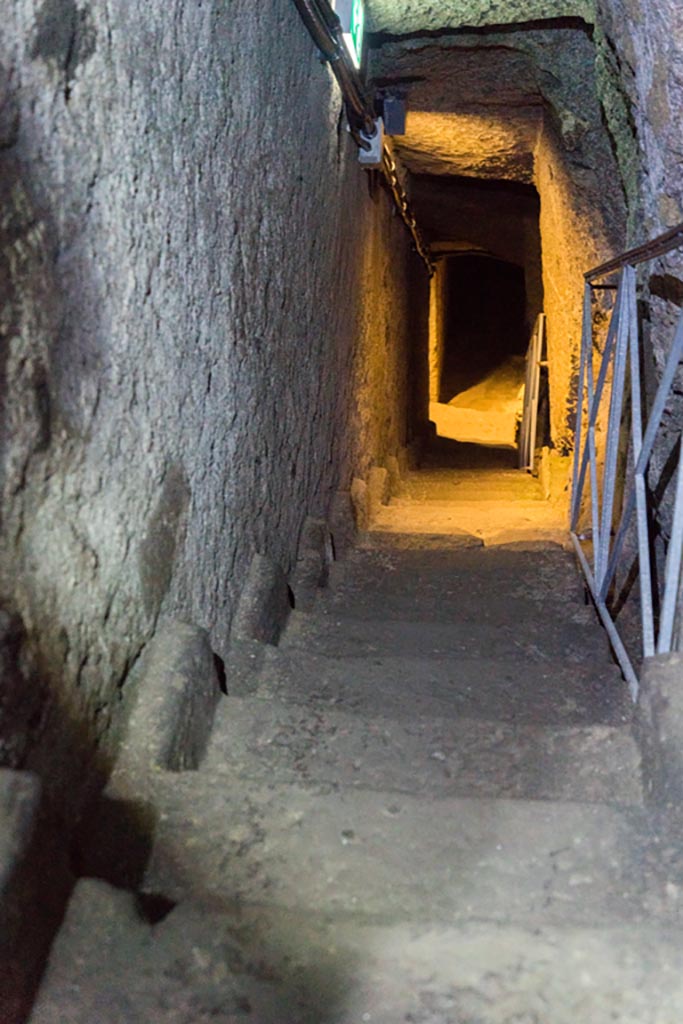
[{"left": 333, "top": 0, "right": 365, "bottom": 70}]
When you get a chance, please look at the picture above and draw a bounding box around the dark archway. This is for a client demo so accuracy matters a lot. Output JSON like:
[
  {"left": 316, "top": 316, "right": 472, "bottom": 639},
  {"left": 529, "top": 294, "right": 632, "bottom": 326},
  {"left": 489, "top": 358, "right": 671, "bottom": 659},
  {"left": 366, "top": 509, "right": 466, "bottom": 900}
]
[{"left": 440, "top": 254, "right": 528, "bottom": 402}]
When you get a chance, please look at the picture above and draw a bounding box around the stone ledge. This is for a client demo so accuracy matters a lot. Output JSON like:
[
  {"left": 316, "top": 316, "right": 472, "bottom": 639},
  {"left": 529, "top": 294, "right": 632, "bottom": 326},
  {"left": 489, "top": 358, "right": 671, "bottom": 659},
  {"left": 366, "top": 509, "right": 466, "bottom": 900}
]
[
  {"left": 117, "top": 621, "right": 222, "bottom": 774},
  {"left": 291, "top": 516, "right": 333, "bottom": 612},
  {"left": 230, "top": 553, "right": 291, "bottom": 646},
  {"left": 637, "top": 653, "right": 683, "bottom": 812}
]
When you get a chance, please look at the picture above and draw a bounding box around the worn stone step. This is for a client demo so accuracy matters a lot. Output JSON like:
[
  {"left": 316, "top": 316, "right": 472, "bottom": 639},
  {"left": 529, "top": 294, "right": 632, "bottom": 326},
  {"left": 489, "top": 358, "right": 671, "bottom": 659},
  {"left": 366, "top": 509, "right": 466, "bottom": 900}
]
[
  {"left": 398, "top": 467, "right": 539, "bottom": 485},
  {"left": 395, "top": 484, "right": 544, "bottom": 502},
  {"left": 318, "top": 586, "right": 590, "bottom": 625},
  {"left": 204, "top": 697, "right": 643, "bottom": 805},
  {"left": 253, "top": 648, "right": 630, "bottom": 725},
  {"left": 282, "top": 608, "right": 613, "bottom": 668},
  {"left": 138, "top": 776, "right": 646, "bottom": 928},
  {"left": 327, "top": 543, "right": 585, "bottom": 606},
  {"left": 373, "top": 501, "right": 563, "bottom": 523},
  {"left": 393, "top": 485, "right": 544, "bottom": 502},
  {"left": 368, "top": 504, "right": 566, "bottom": 545},
  {"left": 324, "top": 566, "right": 585, "bottom": 619},
  {"left": 343, "top": 539, "right": 576, "bottom": 570},
  {"left": 30, "top": 879, "right": 683, "bottom": 1024}
]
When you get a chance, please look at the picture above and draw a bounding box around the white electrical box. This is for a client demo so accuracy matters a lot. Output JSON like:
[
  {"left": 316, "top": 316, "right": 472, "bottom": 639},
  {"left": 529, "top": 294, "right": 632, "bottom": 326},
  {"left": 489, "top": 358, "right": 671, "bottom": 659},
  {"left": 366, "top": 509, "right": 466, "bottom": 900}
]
[{"left": 358, "top": 117, "right": 384, "bottom": 169}]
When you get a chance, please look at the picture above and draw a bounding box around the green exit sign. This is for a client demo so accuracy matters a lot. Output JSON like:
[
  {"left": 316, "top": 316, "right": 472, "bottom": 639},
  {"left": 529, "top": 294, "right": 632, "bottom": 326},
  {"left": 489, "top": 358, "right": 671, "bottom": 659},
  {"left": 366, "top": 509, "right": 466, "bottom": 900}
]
[{"left": 334, "top": 0, "right": 365, "bottom": 69}]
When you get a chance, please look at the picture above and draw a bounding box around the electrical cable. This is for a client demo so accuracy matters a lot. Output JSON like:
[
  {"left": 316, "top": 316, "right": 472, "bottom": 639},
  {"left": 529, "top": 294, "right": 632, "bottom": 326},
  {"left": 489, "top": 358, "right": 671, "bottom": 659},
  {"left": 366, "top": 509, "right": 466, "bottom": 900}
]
[{"left": 290, "top": 0, "right": 433, "bottom": 275}]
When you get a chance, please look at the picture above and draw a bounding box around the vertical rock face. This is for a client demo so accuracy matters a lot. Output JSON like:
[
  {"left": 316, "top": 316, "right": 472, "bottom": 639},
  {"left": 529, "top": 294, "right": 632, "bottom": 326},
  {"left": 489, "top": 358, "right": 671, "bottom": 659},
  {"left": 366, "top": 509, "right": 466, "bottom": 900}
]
[
  {"left": 366, "top": 0, "right": 595, "bottom": 33},
  {"left": 596, "top": 0, "right": 683, "bottom": 237},
  {"left": 0, "top": 1, "right": 426, "bottom": 806},
  {"left": 595, "top": 0, "right": 683, "bottom": 560}
]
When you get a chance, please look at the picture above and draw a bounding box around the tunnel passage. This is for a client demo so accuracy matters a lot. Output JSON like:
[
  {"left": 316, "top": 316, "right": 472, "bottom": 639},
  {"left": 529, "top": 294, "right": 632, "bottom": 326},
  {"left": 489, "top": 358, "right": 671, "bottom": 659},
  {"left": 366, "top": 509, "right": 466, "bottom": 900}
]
[
  {"left": 440, "top": 253, "right": 528, "bottom": 402},
  {"left": 369, "top": 20, "right": 627, "bottom": 455},
  {"left": 417, "top": 175, "right": 544, "bottom": 450}
]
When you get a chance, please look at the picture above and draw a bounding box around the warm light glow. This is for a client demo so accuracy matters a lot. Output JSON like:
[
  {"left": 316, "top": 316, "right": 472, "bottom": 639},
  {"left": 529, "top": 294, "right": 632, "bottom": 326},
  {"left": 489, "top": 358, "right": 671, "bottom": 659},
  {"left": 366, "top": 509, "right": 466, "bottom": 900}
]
[
  {"left": 394, "top": 110, "right": 541, "bottom": 181},
  {"left": 429, "top": 357, "right": 525, "bottom": 448}
]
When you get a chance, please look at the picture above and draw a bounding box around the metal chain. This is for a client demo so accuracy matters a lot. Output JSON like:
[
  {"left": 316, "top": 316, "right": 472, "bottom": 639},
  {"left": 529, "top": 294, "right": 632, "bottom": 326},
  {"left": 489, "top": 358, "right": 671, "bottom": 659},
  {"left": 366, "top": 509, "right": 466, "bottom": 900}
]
[{"left": 381, "top": 146, "right": 434, "bottom": 275}]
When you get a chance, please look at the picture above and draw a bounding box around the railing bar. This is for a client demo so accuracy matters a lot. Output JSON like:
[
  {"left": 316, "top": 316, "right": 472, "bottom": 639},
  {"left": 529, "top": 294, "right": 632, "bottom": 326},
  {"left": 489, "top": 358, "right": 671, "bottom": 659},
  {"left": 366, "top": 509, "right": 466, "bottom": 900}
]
[
  {"left": 658, "top": 443, "right": 683, "bottom": 654},
  {"left": 588, "top": 426, "right": 601, "bottom": 575},
  {"left": 528, "top": 316, "right": 542, "bottom": 471},
  {"left": 597, "top": 277, "right": 630, "bottom": 588},
  {"left": 634, "top": 305, "right": 683, "bottom": 477},
  {"left": 600, "top": 483, "right": 636, "bottom": 600},
  {"left": 636, "top": 474, "right": 656, "bottom": 658},
  {"left": 571, "top": 532, "right": 640, "bottom": 700},
  {"left": 623, "top": 265, "right": 656, "bottom": 657},
  {"left": 585, "top": 326, "right": 601, "bottom": 573},
  {"left": 519, "top": 351, "right": 529, "bottom": 468},
  {"left": 572, "top": 280, "right": 624, "bottom": 527},
  {"left": 571, "top": 287, "right": 592, "bottom": 527},
  {"left": 586, "top": 221, "right": 683, "bottom": 282},
  {"left": 519, "top": 313, "right": 544, "bottom": 472}
]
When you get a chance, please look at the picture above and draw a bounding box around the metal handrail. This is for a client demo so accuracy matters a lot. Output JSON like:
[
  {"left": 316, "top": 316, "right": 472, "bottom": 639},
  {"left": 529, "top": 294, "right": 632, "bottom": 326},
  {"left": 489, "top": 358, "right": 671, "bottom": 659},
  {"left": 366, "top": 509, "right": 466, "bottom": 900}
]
[
  {"left": 586, "top": 221, "right": 683, "bottom": 282},
  {"left": 571, "top": 227, "right": 683, "bottom": 698},
  {"left": 518, "top": 313, "right": 546, "bottom": 472}
]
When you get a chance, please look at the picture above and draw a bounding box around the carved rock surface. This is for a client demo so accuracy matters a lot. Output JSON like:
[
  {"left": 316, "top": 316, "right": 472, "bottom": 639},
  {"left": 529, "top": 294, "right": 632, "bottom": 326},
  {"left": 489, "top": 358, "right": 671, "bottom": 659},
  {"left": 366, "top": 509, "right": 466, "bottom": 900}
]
[{"left": 0, "top": 0, "right": 426, "bottom": 809}]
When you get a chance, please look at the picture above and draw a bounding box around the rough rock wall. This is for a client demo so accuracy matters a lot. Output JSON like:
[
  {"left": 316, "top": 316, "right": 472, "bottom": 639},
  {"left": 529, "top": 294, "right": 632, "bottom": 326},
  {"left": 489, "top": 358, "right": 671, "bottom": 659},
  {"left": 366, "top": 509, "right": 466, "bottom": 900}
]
[
  {"left": 596, "top": 0, "right": 683, "bottom": 237},
  {"left": 366, "top": 1, "right": 594, "bottom": 34},
  {"left": 346, "top": 179, "right": 428, "bottom": 483},
  {"left": 0, "top": 0, "right": 425, "bottom": 807},
  {"left": 535, "top": 114, "right": 623, "bottom": 452},
  {"left": 592, "top": 0, "right": 683, "bottom": 633},
  {"left": 428, "top": 262, "right": 447, "bottom": 403}
]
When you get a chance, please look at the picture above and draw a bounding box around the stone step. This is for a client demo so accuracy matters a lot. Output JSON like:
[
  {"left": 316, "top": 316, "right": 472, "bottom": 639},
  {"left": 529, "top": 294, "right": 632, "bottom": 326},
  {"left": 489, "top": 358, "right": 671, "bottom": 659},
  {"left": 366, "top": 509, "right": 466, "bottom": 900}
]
[
  {"left": 347, "top": 539, "right": 572, "bottom": 567},
  {"left": 204, "top": 697, "right": 643, "bottom": 805},
  {"left": 327, "top": 543, "right": 585, "bottom": 605},
  {"left": 368, "top": 505, "right": 567, "bottom": 545},
  {"left": 30, "top": 879, "right": 683, "bottom": 1024},
  {"left": 282, "top": 608, "right": 613, "bottom": 668},
  {"left": 396, "top": 482, "right": 544, "bottom": 501},
  {"left": 324, "top": 565, "right": 586, "bottom": 619},
  {"left": 401, "top": 468, "right": 540, "bottom": 483},
  {"left": 394, "top": 483, "right": 544, "bottom": 501},
  {"left": 139, "top": 777, "right": 646, "bottom": 928},
  {"left": 252, "top": 648, "right": 630, "bottom": 725}
]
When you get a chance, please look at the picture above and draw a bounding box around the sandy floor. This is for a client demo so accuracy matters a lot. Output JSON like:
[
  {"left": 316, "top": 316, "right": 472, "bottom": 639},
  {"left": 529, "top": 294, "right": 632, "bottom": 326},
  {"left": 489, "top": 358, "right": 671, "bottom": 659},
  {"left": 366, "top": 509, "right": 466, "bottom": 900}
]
[{"left": 430, "top": 356, "right": 526, "bottom": 448}]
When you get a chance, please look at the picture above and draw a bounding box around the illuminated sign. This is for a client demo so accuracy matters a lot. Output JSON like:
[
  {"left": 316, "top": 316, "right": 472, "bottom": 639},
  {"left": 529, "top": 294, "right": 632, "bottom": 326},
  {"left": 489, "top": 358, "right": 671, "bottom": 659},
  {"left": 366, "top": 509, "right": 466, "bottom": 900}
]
[{"left": 334, "top": 0, "right": 365, "bottom": 70}]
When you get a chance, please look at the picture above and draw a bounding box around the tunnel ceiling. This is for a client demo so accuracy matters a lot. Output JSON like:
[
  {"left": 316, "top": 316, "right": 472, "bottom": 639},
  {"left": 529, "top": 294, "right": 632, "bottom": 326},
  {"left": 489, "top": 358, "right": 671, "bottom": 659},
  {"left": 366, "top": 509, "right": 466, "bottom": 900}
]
[
  {"left": 367, "top": 24, "right": 605, "bottom": 185},
  {"left": 410, "top": 175, "right": 539, "bottom": 252},
  {"left": 364, "top": 0, "right": 594, "bottom": 34}
]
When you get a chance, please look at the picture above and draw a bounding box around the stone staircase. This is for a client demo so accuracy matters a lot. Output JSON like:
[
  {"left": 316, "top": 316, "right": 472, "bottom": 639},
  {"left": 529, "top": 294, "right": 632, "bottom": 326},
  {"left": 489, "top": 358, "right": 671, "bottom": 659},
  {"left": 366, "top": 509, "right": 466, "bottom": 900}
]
[{"left": 27, "top": 457, "right": 683, "bottom": 1023}]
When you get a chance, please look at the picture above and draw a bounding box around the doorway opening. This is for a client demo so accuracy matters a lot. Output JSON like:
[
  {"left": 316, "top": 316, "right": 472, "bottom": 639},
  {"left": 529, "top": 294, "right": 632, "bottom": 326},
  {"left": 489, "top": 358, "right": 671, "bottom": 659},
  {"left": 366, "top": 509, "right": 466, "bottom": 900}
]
[{"left": 431, "top": 253, "right": 533, "bottom": 449}]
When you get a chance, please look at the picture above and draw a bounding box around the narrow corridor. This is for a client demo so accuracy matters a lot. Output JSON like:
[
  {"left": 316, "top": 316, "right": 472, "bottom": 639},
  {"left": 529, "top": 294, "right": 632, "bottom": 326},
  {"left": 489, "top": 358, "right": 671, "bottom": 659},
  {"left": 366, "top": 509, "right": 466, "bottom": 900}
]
[{"left": 3, "top": 1, "right": 683, "bottom": 1021}]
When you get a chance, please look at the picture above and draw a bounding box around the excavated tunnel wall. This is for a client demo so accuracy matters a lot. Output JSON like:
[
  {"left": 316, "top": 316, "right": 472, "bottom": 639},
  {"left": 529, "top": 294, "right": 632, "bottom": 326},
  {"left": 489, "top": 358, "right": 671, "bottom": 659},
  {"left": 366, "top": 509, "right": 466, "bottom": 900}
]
[{"left": 0, "top": 0, "right": 428, "bottom": 809}]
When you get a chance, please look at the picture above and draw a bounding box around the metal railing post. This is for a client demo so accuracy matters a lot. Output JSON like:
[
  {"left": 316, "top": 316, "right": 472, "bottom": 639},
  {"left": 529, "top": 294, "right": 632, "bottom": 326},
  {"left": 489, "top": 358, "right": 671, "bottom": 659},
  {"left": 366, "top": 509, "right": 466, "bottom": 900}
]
[{"left": 570, "top": 222, "right": 683, "bottom": 698}]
